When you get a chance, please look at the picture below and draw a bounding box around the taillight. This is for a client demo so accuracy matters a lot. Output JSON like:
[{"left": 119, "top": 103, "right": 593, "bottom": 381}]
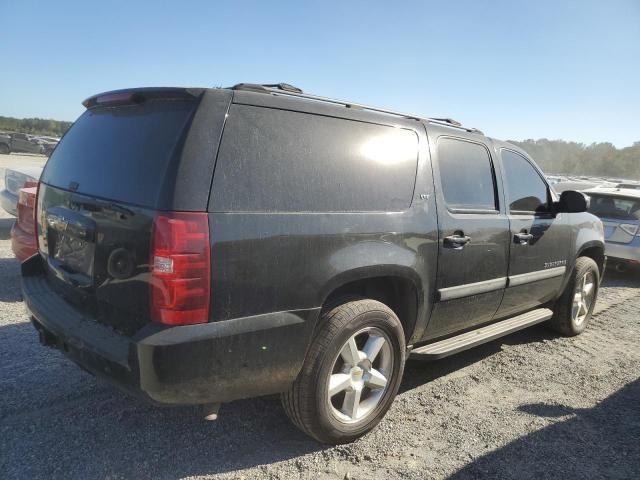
[
  {"left": 18, "top": 189, "right": 35, "bottom": 208},
  {"left": 150, "top": 212, "right": 211, "bottom": 326},
  {"left": 34, "top": 182, "right": 42, "bottom": 252},
  {"left": 27, "top": 182, "right": 40, "bottom": 238},
  {"left": 619, "top": 224, "right": 639, "bottom": 237}
]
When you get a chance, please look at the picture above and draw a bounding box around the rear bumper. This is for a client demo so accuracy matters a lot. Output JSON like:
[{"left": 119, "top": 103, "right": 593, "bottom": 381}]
[
  {"left": 1, "top": 189, "right": 17, "bottom": 216},
  {"left": 605, "top": 240, "right": 640, "bottom": 263},
  {"left": 11, "top": 222, "right": 37, "bottom": 261},
  {"left": 22, "top": 256, "right": 318, "bottom": 405}
]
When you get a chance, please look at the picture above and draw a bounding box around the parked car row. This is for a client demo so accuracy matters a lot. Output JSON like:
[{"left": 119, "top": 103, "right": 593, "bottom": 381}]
[
  {"left": 0, "top": 132, "right": 59, "bottom": 156},
  {"left": 548, "top": 174, "right": 640, "bottom": 194}
]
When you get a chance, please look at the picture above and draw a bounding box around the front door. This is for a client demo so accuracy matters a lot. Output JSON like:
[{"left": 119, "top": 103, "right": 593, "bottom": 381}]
[
  {"left": 423, "top": 134, "right": 510, "bottom": 341},
  {"left": 495, "top": 148, "right": 571, "bottom": 319}
]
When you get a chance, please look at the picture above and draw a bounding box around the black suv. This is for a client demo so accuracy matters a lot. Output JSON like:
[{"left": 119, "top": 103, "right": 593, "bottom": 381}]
[{"left": 22, "top": 84, "right": 605, "bottom": 443}]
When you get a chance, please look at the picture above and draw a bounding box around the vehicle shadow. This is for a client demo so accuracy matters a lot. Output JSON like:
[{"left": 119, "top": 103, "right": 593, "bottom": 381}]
[
  {"left": 448, "top": 378, "right": 640, "bottom": 479},
  {"left": 0, "top": 257, "right": 22, "bottom": 302},
  {"left": 601, "top": 267, "right": 640, "bottom": 288},
  {"left": 401, "top": 341, "right": 503, "bottom": 393},
  {"left": 0, "top": 217, "right": 14, "bottom": 240}
]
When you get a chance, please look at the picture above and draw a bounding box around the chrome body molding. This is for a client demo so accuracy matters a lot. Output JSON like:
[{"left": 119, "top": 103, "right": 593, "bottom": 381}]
[
  {"left": 438, "top": 277, "right": 507, "bottom": 301},
  {"left": 437, "top": 266, "right": 567, "bottom": 301},
  {"left": 508, "top": 266, "right": 566, "bottom": 287}
]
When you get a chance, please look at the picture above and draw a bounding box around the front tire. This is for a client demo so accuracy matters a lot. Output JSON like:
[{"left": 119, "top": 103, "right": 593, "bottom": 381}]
[
  {"left": 282, "top": 299, "right": 405, "bottom": 444},
  {"left": 0, "top": 143, "right": 9, "bottom": 154},
  {"left": 548, "top": 257, "right": 599, "bottom": 336}
]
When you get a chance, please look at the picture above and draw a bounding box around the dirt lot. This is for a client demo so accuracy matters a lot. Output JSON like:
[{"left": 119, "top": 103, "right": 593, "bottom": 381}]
[
  {"left": 0, "top": 152, "right": 47, "bottom": 172},
  {"left": 0, "top": 156, "right": 638, "bottom": 479}
]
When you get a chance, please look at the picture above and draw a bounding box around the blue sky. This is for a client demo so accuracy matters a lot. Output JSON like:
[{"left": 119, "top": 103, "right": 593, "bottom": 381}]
[{"left": 1, "top": 0, "right": 639, "bottom": 147}]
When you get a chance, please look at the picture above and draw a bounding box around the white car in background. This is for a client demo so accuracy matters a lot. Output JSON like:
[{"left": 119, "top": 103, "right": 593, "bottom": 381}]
[{"left": 1, "top": 166, "right": 43, "bottom": 216}]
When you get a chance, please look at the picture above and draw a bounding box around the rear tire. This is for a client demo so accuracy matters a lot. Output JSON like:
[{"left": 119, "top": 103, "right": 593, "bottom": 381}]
[
  {"left": 0, "top": 143, "right": 9, "bottom": 154},
  {"left": 548, "top": 257, "right": 599, "bottom": 336},
  {"left": 282, "top": 299, "right": 405, "bottom": 444}
]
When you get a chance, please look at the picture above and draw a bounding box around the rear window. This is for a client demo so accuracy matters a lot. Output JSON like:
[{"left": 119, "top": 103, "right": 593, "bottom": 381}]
[
  {"left": 210, "top": 104, "right": 418, "bottom": 212},
  {"left": 588, "top": 194, "right": 640, "bottom": 220},
  {"left": 41, "top": 98, "right": 197, "bottom": 208}
]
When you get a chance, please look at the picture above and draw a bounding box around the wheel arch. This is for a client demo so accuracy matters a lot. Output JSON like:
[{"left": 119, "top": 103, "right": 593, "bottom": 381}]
[
  {"left": 318, "top": 267, "right": 424, "bottom": 345},
  {"left": 577, "top": 241, "right": 606, "bottom": 277}
]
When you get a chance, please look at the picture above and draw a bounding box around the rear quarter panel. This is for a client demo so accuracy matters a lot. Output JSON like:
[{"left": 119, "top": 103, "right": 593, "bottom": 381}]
[{"left": 207, "top": 97, "right": 439, "bottom": 344}]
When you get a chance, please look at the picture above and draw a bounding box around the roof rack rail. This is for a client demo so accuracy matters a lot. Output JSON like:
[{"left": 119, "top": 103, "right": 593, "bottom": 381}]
[
  {"left": 230, "top": 83, "right": 481, "bottom": 134},
  {"left": 232, "top": 83, "right": 422, "bottom": 121},
  {"left": 429, "top": 117, "right": 462, "bottom": 127},
  {"left": 232, "top": 83, "right": 303, "bottom": 94}
]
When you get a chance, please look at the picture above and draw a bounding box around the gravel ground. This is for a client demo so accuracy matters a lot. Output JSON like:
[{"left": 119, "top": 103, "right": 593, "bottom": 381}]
[{"left": 0, "top": 157, "right": 639, "bottom": 479}]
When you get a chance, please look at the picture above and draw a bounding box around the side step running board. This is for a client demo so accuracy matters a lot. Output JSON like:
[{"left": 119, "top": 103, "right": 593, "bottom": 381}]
[{"left": 410, "top": 308, "right": 554, "bottom": 360}]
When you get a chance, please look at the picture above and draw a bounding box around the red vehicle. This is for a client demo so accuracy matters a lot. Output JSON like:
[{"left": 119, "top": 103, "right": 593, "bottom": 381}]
[{"left": 11, "top": 186, "right": 38, "bottom": 261}]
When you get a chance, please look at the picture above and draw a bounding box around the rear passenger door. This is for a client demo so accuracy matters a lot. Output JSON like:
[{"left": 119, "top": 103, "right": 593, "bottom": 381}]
[
  {"left": 495, "top": 149, "right": 571, "bottom": 319},
  {"left": 424, "top": 134, "right": 510, "bottom": 340}
]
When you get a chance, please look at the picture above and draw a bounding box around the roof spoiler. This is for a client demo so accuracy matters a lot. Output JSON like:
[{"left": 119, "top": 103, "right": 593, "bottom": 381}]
[{"left": 82, "top": 87, "right": 204, "bottom": 109}]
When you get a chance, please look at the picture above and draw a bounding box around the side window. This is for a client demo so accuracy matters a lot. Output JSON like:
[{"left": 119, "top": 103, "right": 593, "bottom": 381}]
[
  {"left": 501, "top": 150, "right": 550, "bottom": 214},
  {"left": 437, "top": 137, "right": 497, "bottom": 211}
]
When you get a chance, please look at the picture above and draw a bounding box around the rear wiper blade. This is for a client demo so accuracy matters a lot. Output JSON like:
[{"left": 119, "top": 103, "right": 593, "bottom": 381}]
[{"left": 69, "top": 195, "right": 135, "bottom": 217}]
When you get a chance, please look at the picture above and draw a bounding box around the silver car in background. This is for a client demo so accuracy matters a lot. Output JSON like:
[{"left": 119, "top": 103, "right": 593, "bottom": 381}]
[
  {"left": 584, "top": 187, "right": 640, "bottom": 270},
  {"left": 1, "top": 166, "right": 43, "bottom": 216}
]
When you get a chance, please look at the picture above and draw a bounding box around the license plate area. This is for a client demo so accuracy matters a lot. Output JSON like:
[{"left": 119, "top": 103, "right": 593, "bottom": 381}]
[{"left": 45, "top": 206, "right": 96, "bottom": 280}]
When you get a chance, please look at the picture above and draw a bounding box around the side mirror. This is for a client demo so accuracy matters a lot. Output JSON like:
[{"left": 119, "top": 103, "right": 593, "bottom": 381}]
[{"left": 557, "top": 190, "right": 588, "bottom": 213}]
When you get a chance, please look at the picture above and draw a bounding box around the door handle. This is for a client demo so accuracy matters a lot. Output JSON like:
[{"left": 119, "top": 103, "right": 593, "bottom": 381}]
[
  {"left": 444, "top": 234, "right": 471, "bottom": 249},
  {"left": 514, "top": 232, "right": 534, "bottom": 245}
]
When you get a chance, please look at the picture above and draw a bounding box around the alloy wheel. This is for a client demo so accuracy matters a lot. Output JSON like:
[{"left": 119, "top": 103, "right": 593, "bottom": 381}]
[
  {"left": 572, "top": 271, "right": 595, "bottom": 326},
  {"left": 327, "top": 327, "right": 394, "bottom": 424}
]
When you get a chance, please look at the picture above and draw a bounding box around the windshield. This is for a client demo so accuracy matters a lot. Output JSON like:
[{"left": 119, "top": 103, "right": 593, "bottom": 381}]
[{"left": 588, "top": 194, "right": 640, "bottom": 221}]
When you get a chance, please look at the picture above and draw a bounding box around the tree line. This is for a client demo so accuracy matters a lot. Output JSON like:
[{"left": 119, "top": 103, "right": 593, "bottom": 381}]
[
  {"left": 0, "top": 116, "right": 72, "bottom": 138},
  {"left": 509, "top": 139, "right": 640, "bottom": 181}
]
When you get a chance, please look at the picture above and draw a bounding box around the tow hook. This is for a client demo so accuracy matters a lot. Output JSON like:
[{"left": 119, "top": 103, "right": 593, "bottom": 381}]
[{"left": 203, "top": 403, "right": 221, "bottom": 421}]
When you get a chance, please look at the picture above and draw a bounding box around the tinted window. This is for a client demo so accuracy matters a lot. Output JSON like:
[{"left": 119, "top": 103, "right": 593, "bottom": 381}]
[
  {"left": 41, "top": 98, "right": 197, "bottom": 208},
  {"left": 588, "top": 195, "right": 640, "bottom": 220},
  {"left": 501, "top": 150, "right": 549, "bottom": 213},
  {"left": 211, "top": 104, "right": 418, "bottom": 212},
  {"left": 438, "top": 138, "right": 496, "bottom": 210}
]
